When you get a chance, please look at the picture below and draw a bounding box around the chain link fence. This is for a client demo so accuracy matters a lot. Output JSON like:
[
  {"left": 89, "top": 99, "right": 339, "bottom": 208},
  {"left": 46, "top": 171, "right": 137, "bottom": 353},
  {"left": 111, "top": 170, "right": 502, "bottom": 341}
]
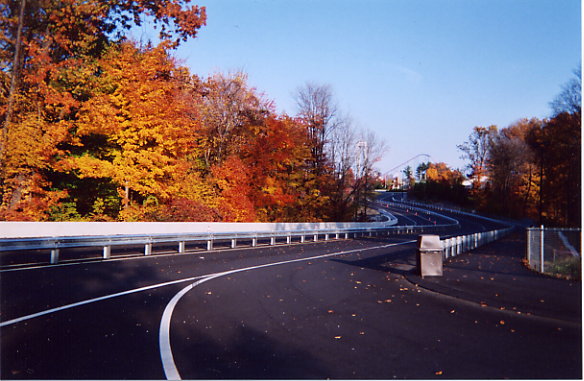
[{"left": 527, "top": 227, "right": 581, "bottom": 279}]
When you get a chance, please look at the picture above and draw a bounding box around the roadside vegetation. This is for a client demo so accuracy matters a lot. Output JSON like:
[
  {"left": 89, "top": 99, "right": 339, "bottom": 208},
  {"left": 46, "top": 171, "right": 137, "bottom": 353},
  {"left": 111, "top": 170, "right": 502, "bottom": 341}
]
[
  {"left": 409, "top": 70, "right": 581, "bottom": 228},
  {"left": 0, "top": 1, "right": 384, "bottom": 222}
]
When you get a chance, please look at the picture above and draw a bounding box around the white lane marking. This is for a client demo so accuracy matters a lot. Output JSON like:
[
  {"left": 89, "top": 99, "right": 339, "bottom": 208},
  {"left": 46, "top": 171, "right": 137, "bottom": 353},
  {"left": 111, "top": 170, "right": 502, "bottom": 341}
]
[
  {"left": 159, "top": 274, "right": 224, "bottom": 380},
  {"left": 158, "top": 240, "right": 415, "bottom": 380},
  {"left": 0, "top": 276, "right": 205, "bottom": 328}
]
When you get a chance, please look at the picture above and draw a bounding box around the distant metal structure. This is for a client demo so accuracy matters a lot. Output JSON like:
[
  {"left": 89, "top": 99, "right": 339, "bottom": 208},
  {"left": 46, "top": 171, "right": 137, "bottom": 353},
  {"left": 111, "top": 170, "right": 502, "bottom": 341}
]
[
  {"left": 355, "top": 140, "right": 368, "bottom": 177},
  {"left": 383, "top": 154, "right": 431, "bottom": 177}
]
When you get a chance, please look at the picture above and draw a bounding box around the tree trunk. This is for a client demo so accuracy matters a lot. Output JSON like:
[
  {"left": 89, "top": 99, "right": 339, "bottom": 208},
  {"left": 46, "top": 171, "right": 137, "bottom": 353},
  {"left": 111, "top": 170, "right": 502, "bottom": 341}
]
[{"left": 3, "top": 0, "right": 26, "bottom": 130}]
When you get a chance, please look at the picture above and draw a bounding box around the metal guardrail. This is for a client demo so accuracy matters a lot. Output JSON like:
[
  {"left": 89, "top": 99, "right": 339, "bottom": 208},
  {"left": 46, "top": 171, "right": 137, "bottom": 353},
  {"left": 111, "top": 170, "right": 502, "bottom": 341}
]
[
  {"left": 386, "top": 197, "right": 512, "bottom": 226},
  {"left": 381, "top": 196, "right": 514, "bottom": 257},
  {"left": 442, "top": 227, "right": 514, "bottom": 259},
  {"left": 0, "top": 214, "right": 458, "bottom": 266},
  {"left": 0, "top": 198, "right": 511, "bottom": 268},
  {"left": 376, "top": 201, "right": 461, "bottom": 227}
]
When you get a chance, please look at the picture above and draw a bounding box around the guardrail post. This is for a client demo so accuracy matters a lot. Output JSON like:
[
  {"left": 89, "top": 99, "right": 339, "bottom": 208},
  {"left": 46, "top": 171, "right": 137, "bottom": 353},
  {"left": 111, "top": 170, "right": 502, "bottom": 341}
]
[
  {"left": 178, "top": 241, "right": 186, "bottom": 253},
  {"left": 270, "top": 237, "right": 276, "bottom": 246},
  {"left": 145, "top": 243, "right": 152, "bottom": 255},
  {"left": 301, "top": 235, "right": 305, "bottom": 243},
  {"left": 336, "top": 233, "right": 340, "bottom": 239},
  {"left": 287, "top": 236, "right": 291, "bottom": 244},
  {"left": 103, "top": 245, "right": 111, "bottom": 259},
  {"left": 50, "top": 249, "right": 59, "bottom": 264},
  {"left": 252, "top": 237, "right": 257, "bottom": 247},
  {"left": 325, "top": 234, "right": 330, "bottom": 241},
  {"left": 231, "top": 239, "right": 237, "bottom": 249},
  {"left": 314, "top": 234, "right": 318, "bottom": 242},
  {"left": 345, "top": 233, "right": 349, "bottom": 239},
  {"left": 207, "top": 240, "right": 213, "bottom": 251}
]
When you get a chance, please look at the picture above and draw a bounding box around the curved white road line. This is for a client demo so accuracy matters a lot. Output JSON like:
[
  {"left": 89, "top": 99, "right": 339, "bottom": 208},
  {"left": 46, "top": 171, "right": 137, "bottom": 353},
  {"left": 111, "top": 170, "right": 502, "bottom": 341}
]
[
  {"left": 159, "top": 274, "right": 224, "bottom": 380},
  {"left": 0, "top": 276, "right": 206, "bottom": 328},
  {"left": 158, "top": 240, "right": 416, "bottom": 380}
]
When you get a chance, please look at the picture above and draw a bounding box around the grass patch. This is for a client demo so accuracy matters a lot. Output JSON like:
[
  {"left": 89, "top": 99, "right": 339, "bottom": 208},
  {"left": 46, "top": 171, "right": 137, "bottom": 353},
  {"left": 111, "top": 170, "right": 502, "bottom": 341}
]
[{"left": 547, "top": 256, "right": 581, "bottom": 280}]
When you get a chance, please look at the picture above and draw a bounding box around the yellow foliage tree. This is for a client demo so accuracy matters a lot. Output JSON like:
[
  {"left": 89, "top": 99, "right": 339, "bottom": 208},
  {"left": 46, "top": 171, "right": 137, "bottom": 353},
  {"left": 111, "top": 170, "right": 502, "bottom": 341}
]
[{"left": 65, "top": 42, "right": 203, "bottom": 213}]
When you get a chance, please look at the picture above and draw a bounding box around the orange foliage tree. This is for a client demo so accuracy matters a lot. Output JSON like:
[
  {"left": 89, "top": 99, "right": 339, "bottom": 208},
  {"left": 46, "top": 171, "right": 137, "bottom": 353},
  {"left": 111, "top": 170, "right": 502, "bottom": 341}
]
[{"left": 1, "top": 0, "right": 206, "bottom": 220}]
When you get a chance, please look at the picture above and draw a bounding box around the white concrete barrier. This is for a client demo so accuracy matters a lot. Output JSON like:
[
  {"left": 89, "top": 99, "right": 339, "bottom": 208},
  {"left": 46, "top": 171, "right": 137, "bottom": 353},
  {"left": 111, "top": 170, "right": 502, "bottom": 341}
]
[{"left": 0, "top": 220, "right": 398, "bottom": 239}]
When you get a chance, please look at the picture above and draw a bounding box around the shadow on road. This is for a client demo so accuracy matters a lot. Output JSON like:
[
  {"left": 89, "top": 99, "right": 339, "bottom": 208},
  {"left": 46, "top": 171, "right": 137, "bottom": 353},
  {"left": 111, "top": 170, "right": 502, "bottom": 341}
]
[{"left": 172, "top": 323, "right": 329, "bottom": 379}]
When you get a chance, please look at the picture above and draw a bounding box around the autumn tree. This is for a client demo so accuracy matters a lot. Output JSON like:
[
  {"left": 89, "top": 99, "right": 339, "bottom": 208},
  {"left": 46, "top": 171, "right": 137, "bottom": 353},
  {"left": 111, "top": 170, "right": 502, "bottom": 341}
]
[
  {"left": 410, "top": 162, "right": 467, "bottom": 206},
  {"left": 487, "top": 119, "right": 541, "bottom": 218},
  {"left": 550, "top": 67, "right": 581, "bottom": 117},
  {"left": 63, "top": 42, "right": 205, "bottom": 218},
  {"left": 0, "top": 0, "right": 206, "bottom": 220},
  {"left": 458, "top": 126, "right": 497, "bottom": 187},
  {"left": 242, "top": 116, "right": 317, "bottom": 221},
  {"left": 198, "top": 71, "right": 271, "bottom": 169},
  {"left": 326, "top": 116, "right": 357, "bottom": 220},
  {"left": 454, "top": 70, "right": 581, "bottom": 226},
  {"left": 526, "top": 113, "right": 580, "bottom": 226},
  {"left": 353, "top": 130, "right": 387, "bottom": 220},
  {"left": 295, "top": 82, "right": 338, "bottom": 174}
]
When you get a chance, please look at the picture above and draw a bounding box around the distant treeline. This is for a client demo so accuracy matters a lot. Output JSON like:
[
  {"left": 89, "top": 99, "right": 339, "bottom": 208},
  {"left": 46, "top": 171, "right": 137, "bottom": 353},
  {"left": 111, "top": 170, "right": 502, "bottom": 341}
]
[{"left": 410, "top": 71, "right": 581, "bottom": 227}]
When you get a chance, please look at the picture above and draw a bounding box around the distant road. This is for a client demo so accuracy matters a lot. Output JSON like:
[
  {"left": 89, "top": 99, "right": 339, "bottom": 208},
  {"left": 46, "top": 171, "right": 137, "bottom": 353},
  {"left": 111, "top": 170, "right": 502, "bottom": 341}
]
[{"left": 2, "top": 206, "right": 577, "bottom": 379}]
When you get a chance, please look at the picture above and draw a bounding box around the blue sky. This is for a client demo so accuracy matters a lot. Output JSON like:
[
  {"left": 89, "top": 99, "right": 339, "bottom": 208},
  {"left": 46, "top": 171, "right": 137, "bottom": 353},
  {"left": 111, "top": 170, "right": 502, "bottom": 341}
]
[{"left": 134, "top": 0, "right": 581, "bottom": 175}]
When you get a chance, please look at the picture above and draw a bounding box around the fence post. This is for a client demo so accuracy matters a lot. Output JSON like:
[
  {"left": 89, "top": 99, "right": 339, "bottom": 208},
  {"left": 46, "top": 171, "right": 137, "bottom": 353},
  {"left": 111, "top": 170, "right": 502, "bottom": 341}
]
[
  {"left": 526, "top": 229, "right": 531, "bottom": 268},
  {"left": 178, "top": 241, "right": 186, "bottom": 253},
  {"left": 539, "top": 225, "right": 545, "bottom": 273}
]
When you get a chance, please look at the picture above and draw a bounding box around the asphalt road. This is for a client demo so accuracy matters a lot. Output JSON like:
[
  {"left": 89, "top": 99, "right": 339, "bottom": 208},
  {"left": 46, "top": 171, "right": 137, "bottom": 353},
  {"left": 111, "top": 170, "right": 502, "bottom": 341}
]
[{"left": 1, "top": 206, "right": 580, "bottom": 379}]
